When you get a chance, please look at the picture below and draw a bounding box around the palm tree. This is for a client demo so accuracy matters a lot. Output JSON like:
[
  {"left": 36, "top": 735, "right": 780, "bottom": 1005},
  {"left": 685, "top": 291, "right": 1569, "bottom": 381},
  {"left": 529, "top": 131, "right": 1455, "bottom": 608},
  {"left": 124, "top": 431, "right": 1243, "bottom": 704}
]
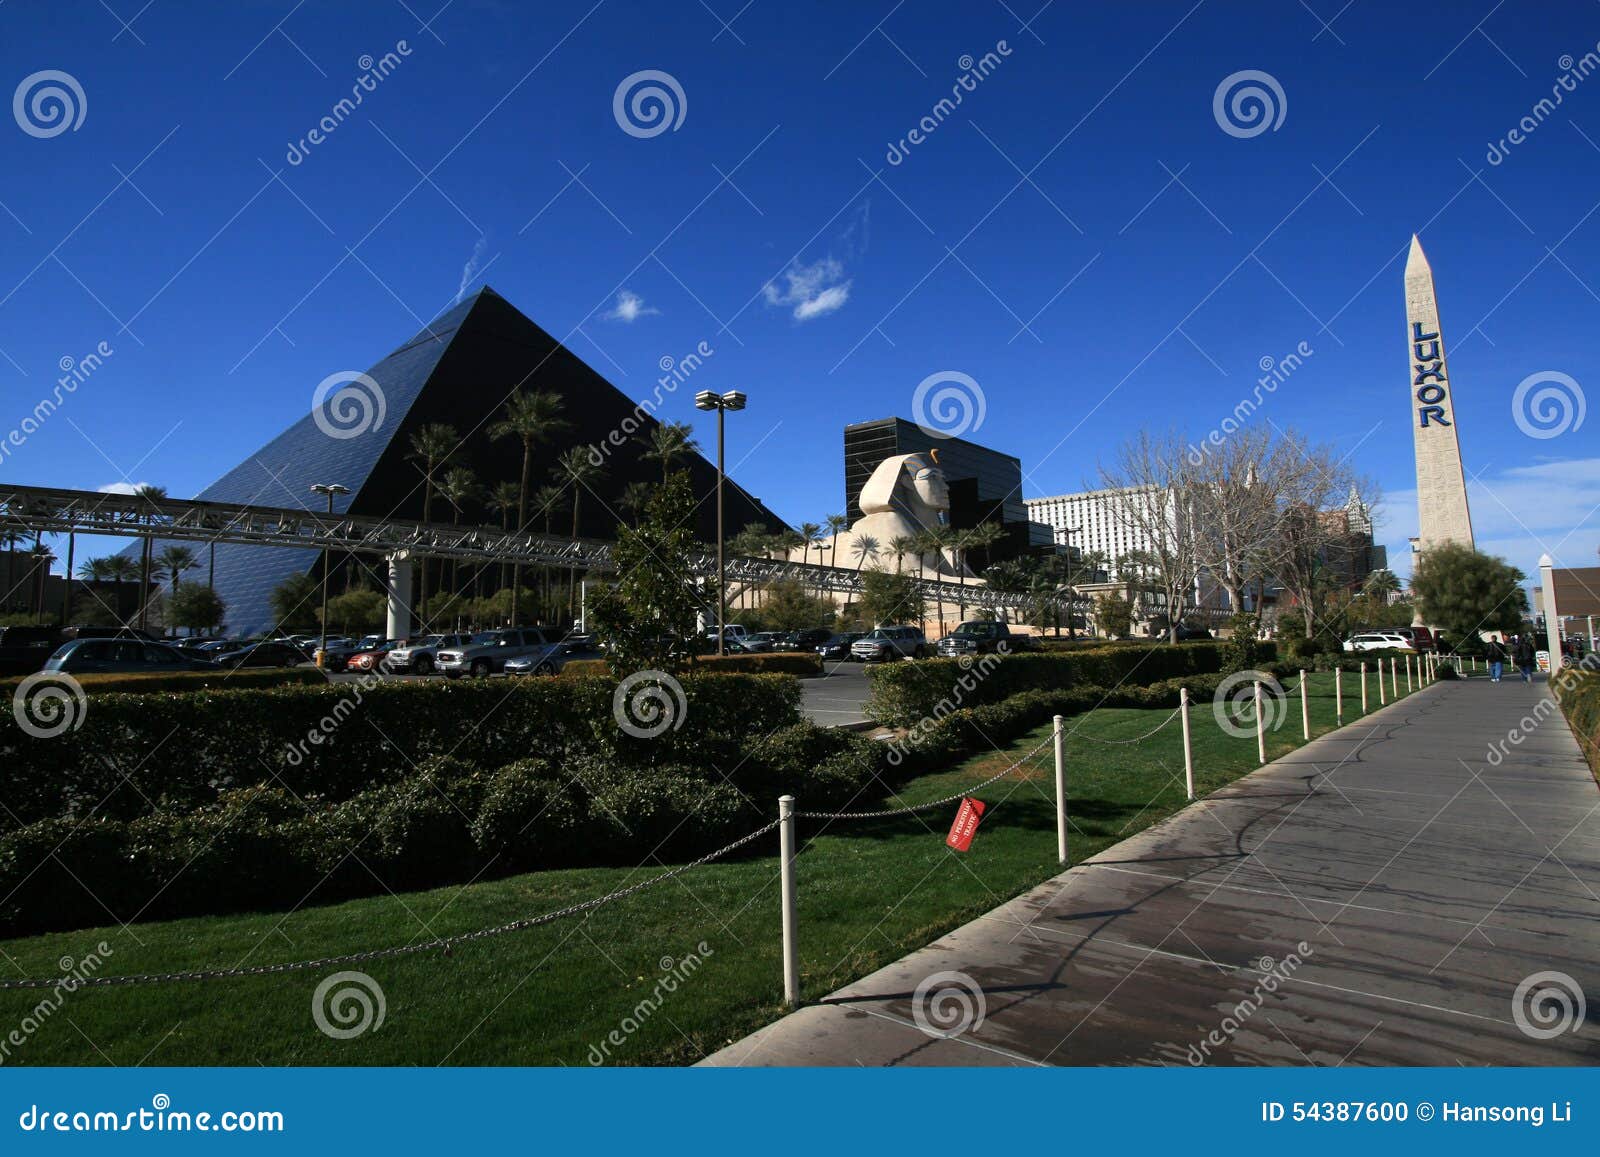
[
  {"left": 636, "top": 421, "right": 700, "bottom": 483},
  {"left": 133, "top": 484, "right": 167, "bottom": 630},
  {"left": 532, "top": 484, "right": 568, "bottom": 616},
  {"left": 406, "top": 422, "right": 458, "bottom": 621},
  {"left": 154, "top": 545, "right": 199, "bottom": 591},
  {"left": 486, "top": 479, "right": 522, "bottom": 597},
  {"left": 618, "top": 480, "right": 654, "bottom": 527},
  {"left": 437, "top": 466, "right": 479, "bottom": 611},
  {"left": 887, "top": 535, "right": 915, "bottom": 575},
  {"left": 797, "top": 522, "right": 822, "bottom": 597},
  {"left": 552, "top": 446, "right": 606, "bottom": 618},
  {"left": 825, "top": 514, "right": 849, "bottom": 570},
  {"left": 489, "top": 389, "right": 572, "bottom": 622},
  {"left": 849, "top": 535, "right": 880, "bottom": 574},
  {"left": 1363, "top": 568, "right": 1401, "bottom": 600},
  {"left": 28, "top": 541, "right": 55, "bottom": 619}
]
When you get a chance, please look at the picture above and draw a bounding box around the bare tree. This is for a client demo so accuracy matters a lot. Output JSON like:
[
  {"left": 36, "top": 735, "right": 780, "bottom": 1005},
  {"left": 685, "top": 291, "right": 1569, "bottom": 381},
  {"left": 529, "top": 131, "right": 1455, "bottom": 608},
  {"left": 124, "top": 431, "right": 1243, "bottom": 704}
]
[
  {"left": 1186, "top": 426, "right": 1287, "bottom": 616},
  {"left": 1264, "top": 429, "right": 1373, "bottom": 640},
  {"left": 1098, "top": 431, "right": 1201, "bottom": 644}
]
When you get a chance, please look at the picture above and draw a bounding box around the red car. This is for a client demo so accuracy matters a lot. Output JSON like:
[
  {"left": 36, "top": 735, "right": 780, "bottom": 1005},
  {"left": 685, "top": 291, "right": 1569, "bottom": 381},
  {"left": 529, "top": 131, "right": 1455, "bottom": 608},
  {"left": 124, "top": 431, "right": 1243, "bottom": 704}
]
[{"left": 346, "top": 640, "right": 402, "bottom": 673}]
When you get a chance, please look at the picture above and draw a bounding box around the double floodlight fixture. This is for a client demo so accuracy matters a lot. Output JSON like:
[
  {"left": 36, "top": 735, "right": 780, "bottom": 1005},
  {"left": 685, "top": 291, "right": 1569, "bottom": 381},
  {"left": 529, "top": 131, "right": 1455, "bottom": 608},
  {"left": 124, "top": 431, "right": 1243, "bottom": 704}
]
[{"left": 695, "top": 390, "right": 746, "bottom": 412}]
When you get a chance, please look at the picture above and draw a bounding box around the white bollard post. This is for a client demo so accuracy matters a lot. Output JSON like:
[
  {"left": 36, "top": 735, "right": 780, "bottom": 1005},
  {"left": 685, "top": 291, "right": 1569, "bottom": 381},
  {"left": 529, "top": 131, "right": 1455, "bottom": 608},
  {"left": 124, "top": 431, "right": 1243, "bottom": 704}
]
[
  {"left": 1406, "top": 655, "right": 1413, "bottom": 692},
  {"left": 1180, "top": 689, "right": 1195, "bottom": 801},
  {"left": 1255, "top": 679, "right": 1267, "bottom": 765},
  {"left": 1379, "top": 657, "right": 1387, "bottom": 705},
  {"left": 1361, "top": 661, "right": 1368, "bottom": 713},
  {"left": 778, "top": 795, "right": 799, "bottom": 1008},
  {"left": 1390, "top": 657, "right": 1398, "bottom": 697},
  {"left": 1299, "top": 669, "right": 1310, "bottom": 740},
  {"left": 1335, "top": 665, "right": 1343, "bottom": 725},
  {"left": 1053, "top": 715, "right": 1068, "bottom": 864}
]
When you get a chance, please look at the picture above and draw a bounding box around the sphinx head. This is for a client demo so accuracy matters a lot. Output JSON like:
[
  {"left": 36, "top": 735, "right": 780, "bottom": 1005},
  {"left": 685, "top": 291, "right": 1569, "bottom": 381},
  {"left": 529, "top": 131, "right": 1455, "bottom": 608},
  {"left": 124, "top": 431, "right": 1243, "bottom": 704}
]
[{"left": 858, "top": 451, "right": 950, "bottom": 530}]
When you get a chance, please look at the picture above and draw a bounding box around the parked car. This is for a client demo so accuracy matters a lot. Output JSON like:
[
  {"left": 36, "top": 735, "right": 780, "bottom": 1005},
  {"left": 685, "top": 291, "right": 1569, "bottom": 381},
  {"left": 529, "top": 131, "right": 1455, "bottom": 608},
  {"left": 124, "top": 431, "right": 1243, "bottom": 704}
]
[
  {"left": 746, "top": 631, "right": 785, "bottom": 652},
  {"left": 346, "top": 640, "right": 405, "bottom": 673},
  {"left": 436, "top": 628, "right": 562, "bottom": 677},
  {"left": 0, "top": 625, "right": 65, "bottom": 676},
  {"left": 937, "top": 620, "right": 1021, "bottom": 658},
  {"left": 386, "top": 633, "right": 470, "bottom": 675},
  {"left": 851, "top": 626, "right": 928, "bottom": 662},
  {"left": 312, "top": 638, "right": 364, "bottom": 672},
  {"left": 777, "top": 628, "right": 834, "bottom": 653},
  {"left": 1343, "top": 631, "right": 1415, "bottom": 652},
  {"left": 816, "top": 632, "right": 864, "bottom": 660},
  {"left": 214, "top": 641, "right": 310, "bottom": 669},
  {"left": 503, "top": 638, "right": 607, "bottom": 676},
  {"left": 43, "top": 638, "right": 219, "bottom": 675},
  {"left": 1174, "top": 624, "right": 1212, "bottom": 641},
  {"left": 705, "top": 624, "right": 750, "bottom": 644},
  {"left": 1391, "top": 626, "right": 1437, "bottom": 651}
]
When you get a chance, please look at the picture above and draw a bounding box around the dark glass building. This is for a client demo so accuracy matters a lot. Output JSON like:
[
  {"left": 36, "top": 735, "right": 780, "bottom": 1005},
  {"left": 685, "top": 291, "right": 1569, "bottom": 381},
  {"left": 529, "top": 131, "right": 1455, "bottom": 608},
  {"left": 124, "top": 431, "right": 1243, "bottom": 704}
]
[
  {"left": 842, "top": 417, "right": 1053, "bottom": 567},
  {"left": 131, "top": 288, "right": 790, "bottom": 633}
]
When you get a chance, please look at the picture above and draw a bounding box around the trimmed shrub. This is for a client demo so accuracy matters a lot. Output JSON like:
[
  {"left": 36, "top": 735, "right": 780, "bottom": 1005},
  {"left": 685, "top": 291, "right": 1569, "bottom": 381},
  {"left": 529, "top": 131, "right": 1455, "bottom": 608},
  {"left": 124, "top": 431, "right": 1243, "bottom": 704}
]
[
  {"left": 865, "top": 642, "right": 1225, "bottom": 728},
  {"left": 0, "top": 673, "right": 802, "bottom": 829},
  {"left": 1557, "top": 671, "right": 1600, "bottom": 782},
  {"left": 561, "top": 652, "right": 822, "bottom": 677},
  {"left": 0, "top": 667, "right": 325, "bottom": 696},
  {"left": 470, "top": 759, "right": 591, "bottom": 870}
]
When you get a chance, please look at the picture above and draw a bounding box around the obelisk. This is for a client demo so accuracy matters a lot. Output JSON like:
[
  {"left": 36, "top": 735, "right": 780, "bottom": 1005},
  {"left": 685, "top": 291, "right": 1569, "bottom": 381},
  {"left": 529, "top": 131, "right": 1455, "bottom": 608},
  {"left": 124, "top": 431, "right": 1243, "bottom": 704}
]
[{"left": 1404, "top": 234, "right": 1475, "bottom": 551}]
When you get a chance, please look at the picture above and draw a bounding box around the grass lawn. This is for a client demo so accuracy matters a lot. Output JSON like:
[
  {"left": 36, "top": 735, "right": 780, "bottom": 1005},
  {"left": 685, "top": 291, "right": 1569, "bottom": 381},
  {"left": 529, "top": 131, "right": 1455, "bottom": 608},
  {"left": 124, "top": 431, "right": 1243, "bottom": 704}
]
[{"left": 0, "top": 669, "right": 1424, "bottom": 1066}]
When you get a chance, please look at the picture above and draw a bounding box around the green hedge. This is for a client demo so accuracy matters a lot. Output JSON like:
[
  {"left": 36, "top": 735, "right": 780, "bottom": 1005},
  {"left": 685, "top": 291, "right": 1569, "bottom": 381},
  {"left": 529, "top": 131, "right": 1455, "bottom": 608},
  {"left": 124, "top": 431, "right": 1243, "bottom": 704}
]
[
  {"left": 865, "top": 642, "right": 1227, "bottom": 728},
  {"left": 0, "top": 667, "right": 325, "bottom": 696},
  {"left": 561, "top": 652, "right": 822, "bottom": 677},
  {"left": 1555, "top": 670, "right": 1600, "bottom": 784},
  {"left": 0, "top": 722, "right": 884, "bottom": 935},
  {"left": 0, "top": 673, "right": 802, "bottom": 829}
]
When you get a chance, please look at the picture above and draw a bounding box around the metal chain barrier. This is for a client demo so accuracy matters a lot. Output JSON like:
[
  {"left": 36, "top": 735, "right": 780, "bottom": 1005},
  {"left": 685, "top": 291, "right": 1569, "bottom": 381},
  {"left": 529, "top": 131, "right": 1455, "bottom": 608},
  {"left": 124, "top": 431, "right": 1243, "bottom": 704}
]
[
  {"left": 795, "top": 732, "right": 1057, "bottom": 821},
  {"left": 1060, "top": 704, "right": 1185, "bottom": 746},
  {"left": 0, "top": 819, "right": 781, "bottom": 991}
]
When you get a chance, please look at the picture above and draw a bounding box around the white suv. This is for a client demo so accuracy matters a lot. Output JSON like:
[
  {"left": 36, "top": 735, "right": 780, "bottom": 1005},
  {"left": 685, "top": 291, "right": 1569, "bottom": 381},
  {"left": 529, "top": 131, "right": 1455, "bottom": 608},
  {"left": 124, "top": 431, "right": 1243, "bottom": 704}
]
[
  {"left": 1343, "top": 631, "right": 1415, "bottom": 652},
  {"left": 388, "top": 633, "right": 470, "bottom": 675},
  {"left": 436, "top": 628, "right": 561, "bottom": 677}
]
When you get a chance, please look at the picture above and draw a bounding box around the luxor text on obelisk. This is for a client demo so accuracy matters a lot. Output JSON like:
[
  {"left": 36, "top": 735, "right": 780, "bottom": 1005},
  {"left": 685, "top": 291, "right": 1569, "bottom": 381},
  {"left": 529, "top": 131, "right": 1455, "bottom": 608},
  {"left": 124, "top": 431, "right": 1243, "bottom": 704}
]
[{"left": 1404, "top": 234, "right": 1475, "bottom": 552}]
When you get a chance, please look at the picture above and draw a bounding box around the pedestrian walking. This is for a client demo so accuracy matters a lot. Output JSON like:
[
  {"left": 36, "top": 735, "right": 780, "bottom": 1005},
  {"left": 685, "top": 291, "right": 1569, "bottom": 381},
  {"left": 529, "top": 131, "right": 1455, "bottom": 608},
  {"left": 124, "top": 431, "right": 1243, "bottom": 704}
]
[
  {"left": 1513, "top": 634, "right": 1536, "bottom": 683},
  {"left": 1485, "top": 636, "right": 1507, "bottom": 683}
]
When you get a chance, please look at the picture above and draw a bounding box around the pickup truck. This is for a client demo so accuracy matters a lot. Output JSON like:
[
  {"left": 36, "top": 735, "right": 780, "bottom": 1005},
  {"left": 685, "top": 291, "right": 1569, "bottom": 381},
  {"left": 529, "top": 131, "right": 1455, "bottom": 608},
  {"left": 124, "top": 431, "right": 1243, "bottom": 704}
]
[{"left": 935, "top": 620, "right": 1029, "bottom": 658}]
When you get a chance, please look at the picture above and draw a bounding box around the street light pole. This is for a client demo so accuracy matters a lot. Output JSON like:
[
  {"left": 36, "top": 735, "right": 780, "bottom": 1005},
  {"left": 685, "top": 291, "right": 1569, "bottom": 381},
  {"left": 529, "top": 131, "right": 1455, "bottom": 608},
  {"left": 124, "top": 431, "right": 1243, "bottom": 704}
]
[
  {"left": 695, "top": 390, "right": 746, "bottom": 656},
  {"left": 310, "top": 483, "right": 349, "bottom": 667}
]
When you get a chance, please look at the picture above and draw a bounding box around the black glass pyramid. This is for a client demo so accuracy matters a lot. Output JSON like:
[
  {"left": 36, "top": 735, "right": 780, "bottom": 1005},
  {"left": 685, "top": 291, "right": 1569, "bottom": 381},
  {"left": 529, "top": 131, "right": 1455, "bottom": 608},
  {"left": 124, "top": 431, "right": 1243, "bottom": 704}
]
[{"left": 146, "top": 288, "right": 790, "bottom": 634}]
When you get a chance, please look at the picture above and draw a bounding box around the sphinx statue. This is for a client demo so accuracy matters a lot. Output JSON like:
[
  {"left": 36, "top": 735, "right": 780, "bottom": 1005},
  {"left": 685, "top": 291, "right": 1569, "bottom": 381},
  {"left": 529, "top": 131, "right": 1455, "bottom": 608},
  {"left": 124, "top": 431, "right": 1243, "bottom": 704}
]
[{"left": 793, "top": 450, "right": 972, "bottom": 579}]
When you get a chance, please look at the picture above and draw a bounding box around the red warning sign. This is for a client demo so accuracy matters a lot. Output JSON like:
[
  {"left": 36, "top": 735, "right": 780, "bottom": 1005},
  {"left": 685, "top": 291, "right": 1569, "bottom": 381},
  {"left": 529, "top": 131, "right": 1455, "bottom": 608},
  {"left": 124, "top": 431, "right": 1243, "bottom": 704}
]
[{"left": 945, "top": 797, "right": 987, "bottom": 852}]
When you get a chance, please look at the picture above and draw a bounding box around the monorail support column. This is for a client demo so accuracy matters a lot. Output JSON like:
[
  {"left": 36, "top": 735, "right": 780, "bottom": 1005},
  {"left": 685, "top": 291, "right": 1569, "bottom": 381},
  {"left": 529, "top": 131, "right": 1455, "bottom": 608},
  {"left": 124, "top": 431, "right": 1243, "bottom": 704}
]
[{"left": 386, "top": 550, "right": 414, "bottom": 641}]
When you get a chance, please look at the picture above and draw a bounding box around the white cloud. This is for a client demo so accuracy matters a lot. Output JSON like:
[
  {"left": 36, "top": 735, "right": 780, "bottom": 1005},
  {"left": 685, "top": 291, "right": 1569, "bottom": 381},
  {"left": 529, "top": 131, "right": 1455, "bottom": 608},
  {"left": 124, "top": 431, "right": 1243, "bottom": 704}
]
[
  {"left": 763, "top": 256, "right": 852, "bottom": 321},
  {"left": 603, "top": 289, "right": 659, "bottom": 323},
  {"left": 97, "top": 482, "right": 149, "bottom": 495},
  {"left": 455, "top": 235, "right": 489, "bottom": 302},
  {"left": 1379, "top": 457, "right": 1600, "bottom": 581}
]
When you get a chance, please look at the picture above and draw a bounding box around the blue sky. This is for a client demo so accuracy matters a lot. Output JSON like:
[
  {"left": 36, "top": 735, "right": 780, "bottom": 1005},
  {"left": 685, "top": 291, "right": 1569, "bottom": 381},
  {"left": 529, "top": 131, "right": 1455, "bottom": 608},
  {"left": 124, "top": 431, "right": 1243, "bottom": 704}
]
[{"left": 3, "top": 0, "right": 1600, "bottom": 581}]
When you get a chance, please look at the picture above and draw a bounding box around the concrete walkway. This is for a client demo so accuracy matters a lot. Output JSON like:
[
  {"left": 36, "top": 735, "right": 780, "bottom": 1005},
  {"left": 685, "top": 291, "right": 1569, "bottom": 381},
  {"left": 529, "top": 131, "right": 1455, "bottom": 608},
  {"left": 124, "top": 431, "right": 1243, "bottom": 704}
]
[{"left": 703, "top": 676, "right": 1600, "bottom": 1066}]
